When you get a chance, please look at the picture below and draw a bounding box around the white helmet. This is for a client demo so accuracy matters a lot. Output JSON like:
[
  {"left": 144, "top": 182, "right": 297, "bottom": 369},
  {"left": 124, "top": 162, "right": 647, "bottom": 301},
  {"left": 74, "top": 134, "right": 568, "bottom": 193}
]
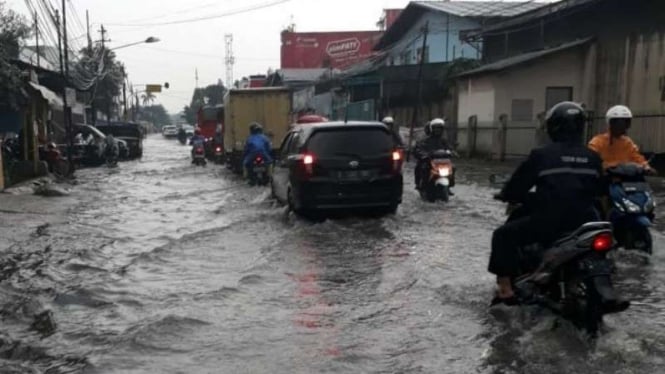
[
  {"left": 382, "top": 116, "right": 394, "bottom": 124},
  {"left": 606, "top": 105, "right": 632, "bottom": 122},
  {"left": 430, "top": 118, "right": 445, "bottom": 127}
]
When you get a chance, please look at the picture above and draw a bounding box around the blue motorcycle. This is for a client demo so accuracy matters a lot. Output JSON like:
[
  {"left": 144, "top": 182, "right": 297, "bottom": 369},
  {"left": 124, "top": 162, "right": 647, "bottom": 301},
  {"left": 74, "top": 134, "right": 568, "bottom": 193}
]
[{"left": 606, "top": 163, "right": 656, "bottom": 254}]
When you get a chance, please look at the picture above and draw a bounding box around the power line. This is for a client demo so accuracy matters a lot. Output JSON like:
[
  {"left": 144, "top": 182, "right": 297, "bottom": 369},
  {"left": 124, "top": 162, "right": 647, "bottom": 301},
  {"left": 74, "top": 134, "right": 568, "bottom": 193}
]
[{"left": 105, "top": 0, "right": 292, "bottom": 27}]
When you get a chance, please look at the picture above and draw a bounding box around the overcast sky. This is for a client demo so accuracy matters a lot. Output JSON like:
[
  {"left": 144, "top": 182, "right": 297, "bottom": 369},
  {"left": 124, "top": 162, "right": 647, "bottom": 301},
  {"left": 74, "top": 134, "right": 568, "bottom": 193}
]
[{"left": 7, "top": 0, "right": 555, "bottom": 115}]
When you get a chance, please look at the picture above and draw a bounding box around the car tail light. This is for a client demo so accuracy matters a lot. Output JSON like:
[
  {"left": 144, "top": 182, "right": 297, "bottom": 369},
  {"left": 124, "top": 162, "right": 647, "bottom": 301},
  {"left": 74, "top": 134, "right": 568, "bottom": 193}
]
[
  {"left": 302, "top": 153, "right": 315, "bottom": 175},
  {"left": 592, "top": 233, "right": 613, "bottom": 252},
  {"left": 392, "top": 149, "right": 403, "bottom": 172}
]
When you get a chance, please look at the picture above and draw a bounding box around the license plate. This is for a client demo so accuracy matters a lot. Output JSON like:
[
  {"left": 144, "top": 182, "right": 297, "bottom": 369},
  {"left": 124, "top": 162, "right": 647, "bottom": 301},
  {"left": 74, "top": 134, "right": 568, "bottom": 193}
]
[{"left": 337, "top": 169, "right": 376, "bottom": 179}]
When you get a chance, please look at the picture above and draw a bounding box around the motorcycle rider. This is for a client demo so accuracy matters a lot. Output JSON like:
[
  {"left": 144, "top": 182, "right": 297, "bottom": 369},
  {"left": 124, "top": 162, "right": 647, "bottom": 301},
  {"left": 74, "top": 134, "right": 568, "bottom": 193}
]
[
  {"left": 177, "top": 126, "right": 187, "bottom": 144},
  {"left": 489, "top": 102, "right": 604, "bottom": 305},
  {"left": 105, "top": 134, "right": 119, "bottom": 161},
  {"left": 189, "top": 129, "right": 206, "bottom": 161},
  {"left": 414, "top": 118, "right": 453, "bottom": 191},
  {"left": 243, "top": 122, "right": 273, "bottom": 179},
  {"left": 588, "top": 105, "right": 654, "bottom": 172},
  {"left": 382, "top": 116, "right": 403, "bottom": 147}
]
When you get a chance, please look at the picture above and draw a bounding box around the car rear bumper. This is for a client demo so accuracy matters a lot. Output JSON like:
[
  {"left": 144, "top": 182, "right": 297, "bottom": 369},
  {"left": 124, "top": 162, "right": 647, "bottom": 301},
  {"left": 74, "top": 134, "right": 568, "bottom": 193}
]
[{"left": 296, "top": 175, "right": 403, "bottom": 210}]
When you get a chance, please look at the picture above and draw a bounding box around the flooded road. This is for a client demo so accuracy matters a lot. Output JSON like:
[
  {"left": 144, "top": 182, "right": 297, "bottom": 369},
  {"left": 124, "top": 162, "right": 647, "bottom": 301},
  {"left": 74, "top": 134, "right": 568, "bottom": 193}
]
[{"left": 0, "top": 135, "right": 664, "bottom": 373}]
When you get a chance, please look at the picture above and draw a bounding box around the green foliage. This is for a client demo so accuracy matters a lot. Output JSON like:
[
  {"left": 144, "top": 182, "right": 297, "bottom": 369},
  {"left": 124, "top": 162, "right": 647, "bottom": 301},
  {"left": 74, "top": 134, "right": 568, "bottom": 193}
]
[
  {"left": 0, "top": 1, "right": 31, "bottom": 109},
  {"left": 182, "top": 83, "right": 226, "bottom": 125},
  {"left": 138, "top": 104, "right": 171, "bottom": 128},
  {"left": 77, "top": 45, "right": 125, "bottom": 119}
]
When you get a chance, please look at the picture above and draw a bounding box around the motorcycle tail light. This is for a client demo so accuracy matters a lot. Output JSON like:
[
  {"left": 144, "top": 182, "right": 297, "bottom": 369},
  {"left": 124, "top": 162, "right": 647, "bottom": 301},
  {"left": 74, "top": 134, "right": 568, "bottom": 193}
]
[
  {"left": 195, "top": 148, "right": 204, "bottom": 154},
  {"left": 592, "top": 233, "right": 613, "bottom": 252},
  {"left": 215, "top": 146, "right": 222, "bottom": 152}
]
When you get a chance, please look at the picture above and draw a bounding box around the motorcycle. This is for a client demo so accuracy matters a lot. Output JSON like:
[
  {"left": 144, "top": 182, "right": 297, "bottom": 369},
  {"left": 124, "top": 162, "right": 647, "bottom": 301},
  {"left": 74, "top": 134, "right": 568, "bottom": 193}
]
[
  {"left": 178, "top": 133, "right": 187, "bottom": 145},
  {"left": 606, "top": 163, "right": 655, "bottom": 254},
  {"left": 192, "top": 145, "right": 207, "bottom": 167},
  {"left": 248, "top": 155, "right": 270, "bottom": 186},
  {"left": 214, "top": 144, "right": 225, "bottom": 165},
  {"left": 493, "top": 192, "right": 629, "bottom": 335},
  {"left": 418, "top": 149, "right": 455, "bottom": 202}
]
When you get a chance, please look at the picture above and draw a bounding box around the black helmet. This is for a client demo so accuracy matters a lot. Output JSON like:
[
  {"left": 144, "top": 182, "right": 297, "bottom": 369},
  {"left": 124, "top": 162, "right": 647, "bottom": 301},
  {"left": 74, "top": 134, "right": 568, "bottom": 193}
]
[
  {"left": 545, "top": 102, "right": 586, "bottom": 143},
  {"left": 249, "top": 122, "right": 263, "bottom": 135}
]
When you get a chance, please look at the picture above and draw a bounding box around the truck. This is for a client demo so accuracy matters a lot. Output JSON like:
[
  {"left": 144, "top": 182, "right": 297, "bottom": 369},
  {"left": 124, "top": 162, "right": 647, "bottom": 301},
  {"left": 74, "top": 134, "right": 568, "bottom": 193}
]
[{"left": 223, "top": 87, "right": 292, "bottom": 174}]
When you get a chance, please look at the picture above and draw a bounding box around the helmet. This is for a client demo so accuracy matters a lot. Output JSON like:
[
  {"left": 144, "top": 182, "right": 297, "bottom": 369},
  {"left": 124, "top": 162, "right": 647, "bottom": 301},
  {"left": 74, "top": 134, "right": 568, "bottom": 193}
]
[
  {"left": 427, "top": 118, "right": 445, "bottom": 137},
  {"left": 545, "top": 101, "right": 586, "bottom": 143},
  {"left": 606, "top": 105, "right": 632, "bottom": 132},
  {"left": 47, "top": 142, "right": 56, "bottom": 150},
  {"left": 250, "top": 122, "right": 263, "bottom": 135},
  {"left": 382, "top": 116, "right": 394, "bottom": 125}
]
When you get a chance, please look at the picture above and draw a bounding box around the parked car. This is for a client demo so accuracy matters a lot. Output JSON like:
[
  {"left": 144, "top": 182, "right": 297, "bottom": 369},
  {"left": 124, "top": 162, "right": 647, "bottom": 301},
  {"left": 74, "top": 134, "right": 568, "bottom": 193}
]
[
  {"left": 271, "top": 121, "right": 403, "bottom": 216},
  {"left": 61, "top": 124, "right": 108, "bottom": 167},
  {"left": 96, "top": 122, "right": 144, "bottom": 158},
  {"left": 162, "top": 125, "right": 178, "bottom": 138}
]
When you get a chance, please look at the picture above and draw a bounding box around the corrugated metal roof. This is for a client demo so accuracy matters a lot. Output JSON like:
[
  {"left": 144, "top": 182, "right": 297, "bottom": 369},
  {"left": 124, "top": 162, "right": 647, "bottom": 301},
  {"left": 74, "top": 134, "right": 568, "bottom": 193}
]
[
  {"left": 457, "top": 38, "right": 593, "bottom": 77},
  {"left": 415, "top": 1, "right": 547, "bottom": 18}
]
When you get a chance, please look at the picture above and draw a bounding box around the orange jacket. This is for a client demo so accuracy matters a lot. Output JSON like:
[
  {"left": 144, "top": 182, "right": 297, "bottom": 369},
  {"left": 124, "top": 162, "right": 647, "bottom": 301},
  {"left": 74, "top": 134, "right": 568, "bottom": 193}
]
[{"left": 588, "top": 132, "right": 647, "bottom": 169}]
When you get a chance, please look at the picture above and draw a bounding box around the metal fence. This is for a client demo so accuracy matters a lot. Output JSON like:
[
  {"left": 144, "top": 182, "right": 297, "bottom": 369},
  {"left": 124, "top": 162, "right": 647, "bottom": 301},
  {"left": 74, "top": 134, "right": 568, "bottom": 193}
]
[{"left": 455, "top": 115, "right": 545, "bottom": 160}]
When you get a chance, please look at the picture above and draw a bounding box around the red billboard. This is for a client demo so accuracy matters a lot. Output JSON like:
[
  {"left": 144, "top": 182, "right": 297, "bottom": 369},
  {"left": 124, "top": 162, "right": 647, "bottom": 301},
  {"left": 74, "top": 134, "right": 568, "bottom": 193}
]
[{"left": 281, "top": 31, "right": 383, "bottom": 70}]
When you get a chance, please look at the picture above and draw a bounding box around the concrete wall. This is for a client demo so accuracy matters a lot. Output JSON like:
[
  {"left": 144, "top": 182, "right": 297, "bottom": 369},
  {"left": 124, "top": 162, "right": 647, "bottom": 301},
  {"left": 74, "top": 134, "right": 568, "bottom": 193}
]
[
  {"left": 457, "top": 46, "right": 589, "bottom": 157},
  {"left": 456, "top": 76, "right": 496, "bottom": 155},
  {"left": 388, "top": 12, "right": 481, "bottom": 66}
]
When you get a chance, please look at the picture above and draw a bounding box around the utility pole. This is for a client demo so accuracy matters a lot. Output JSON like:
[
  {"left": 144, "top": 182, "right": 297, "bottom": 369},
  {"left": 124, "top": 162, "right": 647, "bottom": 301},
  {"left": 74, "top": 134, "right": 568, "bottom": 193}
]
[
  {"left": 34, "top": 11, "right": 40, "bottom": 67},
  {"left": 195, "top": 68, "right": 199, "bottom": 88},
  {"left": 122, "top": 80, "right": 128, "bottom": 121},
  {"left": 225, "top": 34, "right": 235, "bottom": 88},
  {"left": 86, "top": 10, "right": 92, "bottom": 49},
  {"left": 60, "top": 0, "right": 75, "bottom": 175},
  {"left": 407, "top": 21, "right": 429, "bottom": 162},
  {"left": 99, "top": 24, "right": 108, "bottom": 48}
]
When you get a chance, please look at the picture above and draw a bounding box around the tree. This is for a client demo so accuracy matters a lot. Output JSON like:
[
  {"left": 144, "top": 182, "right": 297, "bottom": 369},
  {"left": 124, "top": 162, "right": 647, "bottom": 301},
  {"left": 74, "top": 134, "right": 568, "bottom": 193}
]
[
  {"left": 0, "top": 1, "right": 31, "bottom": 109},
  {"left": 182, "top": 83, "right": 226, "bottom": 125},
  {"left": 138, "top": 104, "right": 170, "bottom": 128},
  {"left": 141, "top": 91, "right": 156, "bottom": 106},
  {"left": 76, "top": 45, "right": 124, "bottom": 122}
]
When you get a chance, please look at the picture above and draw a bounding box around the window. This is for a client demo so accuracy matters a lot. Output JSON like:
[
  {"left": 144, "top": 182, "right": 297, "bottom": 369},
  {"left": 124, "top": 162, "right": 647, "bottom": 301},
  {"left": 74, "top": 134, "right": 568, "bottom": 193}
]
[
  {"left": 511, "top": 99, "right": 534, "bottom": 121},
  {"left": 278, "top": 133, "right": 293, "bottom": 160},
  {"left": 306, "top": 128, "right": 393, "bottom": 158},
  {"left": 545, "top": 87, "right": 573, "bottom": 112},
  {"left": 287, "top": 132, "right": 301, "bottom": 154}
]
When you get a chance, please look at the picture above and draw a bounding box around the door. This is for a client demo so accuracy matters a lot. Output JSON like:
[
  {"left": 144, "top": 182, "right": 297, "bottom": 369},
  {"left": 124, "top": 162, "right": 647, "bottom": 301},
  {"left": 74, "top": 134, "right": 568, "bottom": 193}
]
[{"left": 273, "top": 132, "right": 294, "bottom": 202}]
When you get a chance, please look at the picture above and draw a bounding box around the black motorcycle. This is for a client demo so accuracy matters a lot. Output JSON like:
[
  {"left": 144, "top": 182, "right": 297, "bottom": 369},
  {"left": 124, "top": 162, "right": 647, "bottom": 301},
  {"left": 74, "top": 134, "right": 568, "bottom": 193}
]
[
  {"left": 178, "top": 132, "right": 188, "bottom": 145},
  {"left": 248, "top": 155, "right": 270, "bottom": 186},
  {"left": 494, "top": 193, "right": 629, "bottom": 334}
]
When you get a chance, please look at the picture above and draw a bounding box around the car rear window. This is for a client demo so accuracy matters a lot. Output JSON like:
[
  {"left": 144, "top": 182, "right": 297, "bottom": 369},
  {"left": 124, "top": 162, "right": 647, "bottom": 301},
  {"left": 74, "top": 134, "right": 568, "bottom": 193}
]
[{"left": 307, "top": 128, "right": 393, "bottom": 158}]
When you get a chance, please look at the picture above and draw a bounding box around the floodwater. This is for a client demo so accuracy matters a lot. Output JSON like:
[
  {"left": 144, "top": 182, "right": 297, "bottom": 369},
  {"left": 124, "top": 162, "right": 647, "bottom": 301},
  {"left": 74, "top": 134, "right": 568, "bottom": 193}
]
[{"left": 0, "top": 136, "right": 663, "bottom": 373}]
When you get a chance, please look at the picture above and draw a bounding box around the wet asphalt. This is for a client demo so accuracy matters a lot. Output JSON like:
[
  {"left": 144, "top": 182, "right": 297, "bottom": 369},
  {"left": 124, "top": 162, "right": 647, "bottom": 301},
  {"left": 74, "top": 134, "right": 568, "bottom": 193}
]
[{"left": 0, "top": 135, "right": 663, "bottom": 374}]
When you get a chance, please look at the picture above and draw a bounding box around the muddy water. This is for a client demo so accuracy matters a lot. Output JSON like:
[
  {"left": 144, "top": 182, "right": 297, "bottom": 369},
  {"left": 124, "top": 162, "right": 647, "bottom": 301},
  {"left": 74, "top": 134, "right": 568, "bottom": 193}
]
[{"left": 0, "top": 136, "right": 663, "bottom": 373}]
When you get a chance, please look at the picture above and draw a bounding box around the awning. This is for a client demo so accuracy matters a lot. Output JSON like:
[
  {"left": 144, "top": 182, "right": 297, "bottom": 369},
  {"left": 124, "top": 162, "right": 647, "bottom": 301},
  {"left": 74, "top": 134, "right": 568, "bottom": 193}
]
[{"left": 29, "top": 82, "right": 64, "bottom": 109}]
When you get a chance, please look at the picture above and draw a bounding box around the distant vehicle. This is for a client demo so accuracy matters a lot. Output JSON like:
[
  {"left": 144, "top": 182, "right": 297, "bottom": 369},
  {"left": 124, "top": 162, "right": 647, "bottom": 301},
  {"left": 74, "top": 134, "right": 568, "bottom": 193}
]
[
  {"left": 162, "top": 125, "right": 178, "bottom": 138},
  {"left": 181, "top": 124, "right": 195, "bottom": 136},
  {"left": 271, "top": 121, "right": 403, "bottom": 216}
]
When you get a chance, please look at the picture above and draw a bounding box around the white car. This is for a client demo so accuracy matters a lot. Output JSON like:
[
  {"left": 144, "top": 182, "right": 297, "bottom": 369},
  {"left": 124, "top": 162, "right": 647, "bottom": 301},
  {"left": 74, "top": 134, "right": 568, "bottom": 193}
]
[{"left": 162, "top": 125, "right": 178, "bottom": 138}]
